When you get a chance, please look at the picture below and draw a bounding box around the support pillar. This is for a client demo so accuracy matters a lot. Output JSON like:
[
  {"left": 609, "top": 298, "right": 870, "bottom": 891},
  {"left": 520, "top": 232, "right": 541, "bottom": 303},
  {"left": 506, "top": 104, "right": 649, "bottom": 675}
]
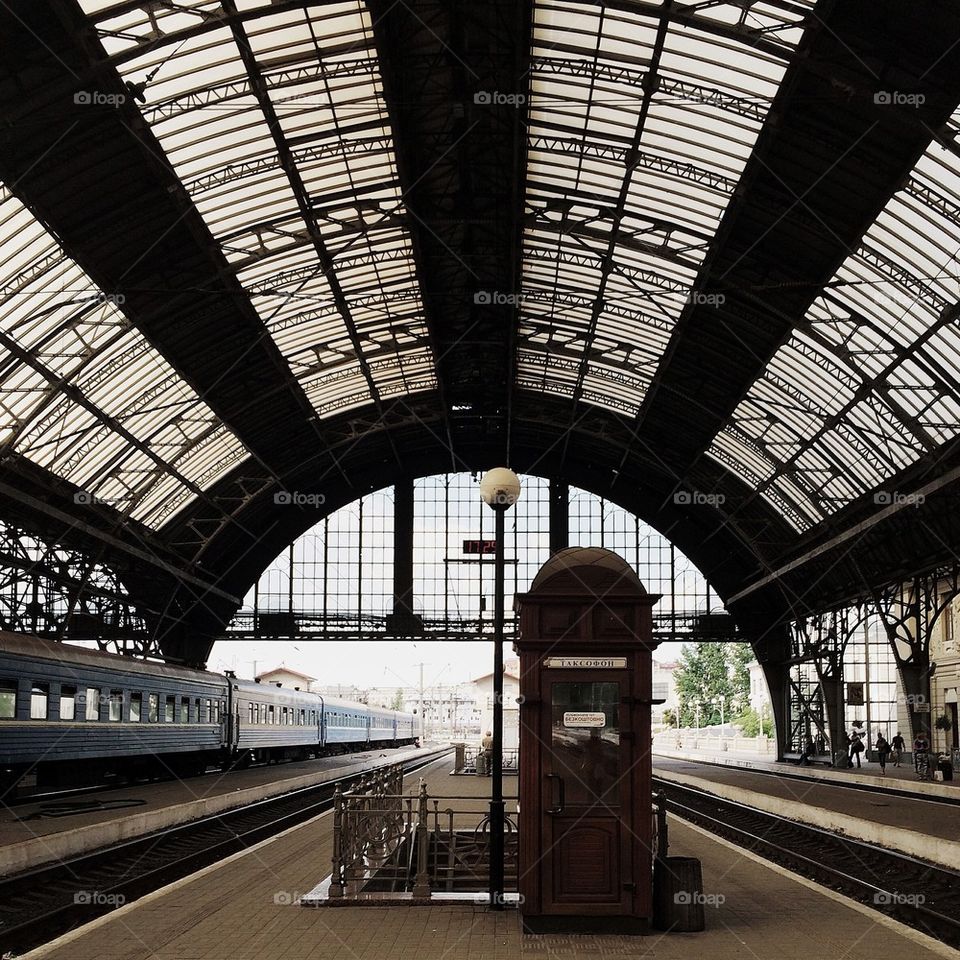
[
  {"left": 548, "top": 479, "right": 568, "bottom": 555},
  {"left": 387, "top": 477, "right": 421, "bottom": 634}
]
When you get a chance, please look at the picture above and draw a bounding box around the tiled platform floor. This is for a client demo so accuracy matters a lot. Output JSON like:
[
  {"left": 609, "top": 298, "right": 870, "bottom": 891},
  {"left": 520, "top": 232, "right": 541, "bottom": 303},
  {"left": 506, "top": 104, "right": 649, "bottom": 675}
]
[{"left": 21, "top": 755, "right": 953, "bottom": 960}]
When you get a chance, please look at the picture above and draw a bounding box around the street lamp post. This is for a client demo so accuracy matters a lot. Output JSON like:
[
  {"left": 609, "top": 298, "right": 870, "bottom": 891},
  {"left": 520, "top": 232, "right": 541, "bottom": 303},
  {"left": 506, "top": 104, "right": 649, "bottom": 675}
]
[
  {"left": 479, "top": 468, "right": 521, "bottom": 911},
  {"left": 713, "top": 697, "right": 725, "bottom": 739}
]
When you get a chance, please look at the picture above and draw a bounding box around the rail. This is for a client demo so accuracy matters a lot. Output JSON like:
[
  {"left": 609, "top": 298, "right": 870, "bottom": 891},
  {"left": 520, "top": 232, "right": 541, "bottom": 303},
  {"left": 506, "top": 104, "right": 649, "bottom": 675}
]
[
  {"left": 0, "top": 749, "right": 449, "bottom": 956},
  {"left": 451, "top": 743, "right": 519, "bottom": 774},
  {"left": 653, "top": 775, "right": 960, "bottom": 949},
  {"left": 328, "top": 782, "right": 670, "bottom": 901},
  {"left": 328, "top": 778, "right": 522, "bottom": 899}
]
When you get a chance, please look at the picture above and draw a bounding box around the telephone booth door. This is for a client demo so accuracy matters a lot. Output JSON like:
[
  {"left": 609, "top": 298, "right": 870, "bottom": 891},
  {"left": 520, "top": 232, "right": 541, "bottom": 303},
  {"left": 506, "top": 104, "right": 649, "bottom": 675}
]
[
  {"left": 539, "top": 671, "right": 633, "bottom": 915},
  {"left": 515, "top": 546, "right": 660, "bottom": 934}
]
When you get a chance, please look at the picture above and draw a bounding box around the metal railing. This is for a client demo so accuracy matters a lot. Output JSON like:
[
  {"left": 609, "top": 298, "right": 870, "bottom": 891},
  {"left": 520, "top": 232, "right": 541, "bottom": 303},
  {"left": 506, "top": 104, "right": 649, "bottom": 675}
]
[
  {"left": 328, "top": 774, "right": 519, "bottom": 899},
  {"left": 328, "top": 775, "right": 669, "bottom": 901},
  {"left": 452, "top": 743, "right": 519, "bottom": 774},
  {"left": 328, "top": 763, "right": 411, "bottom": 897}
]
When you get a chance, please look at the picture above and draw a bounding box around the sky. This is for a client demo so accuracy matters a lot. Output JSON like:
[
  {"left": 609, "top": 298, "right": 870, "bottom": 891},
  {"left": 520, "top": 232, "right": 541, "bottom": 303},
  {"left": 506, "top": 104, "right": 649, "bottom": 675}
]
[{"left": 208, "top": 637, "right": 687, "bottom": 690}]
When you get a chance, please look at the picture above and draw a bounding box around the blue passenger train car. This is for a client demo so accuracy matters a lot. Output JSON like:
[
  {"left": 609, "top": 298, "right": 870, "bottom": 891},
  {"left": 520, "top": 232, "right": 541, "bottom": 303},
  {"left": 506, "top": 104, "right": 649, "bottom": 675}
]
[{"left": 0, "top": 632, "right": 420, "bottom": 796}]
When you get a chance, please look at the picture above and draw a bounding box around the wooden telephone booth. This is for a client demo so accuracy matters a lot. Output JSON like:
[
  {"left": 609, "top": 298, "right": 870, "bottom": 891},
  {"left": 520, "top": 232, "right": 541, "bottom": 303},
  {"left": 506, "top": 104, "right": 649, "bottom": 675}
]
[{"left": 515, "top": 547, "right": 661, "bottom": 934}]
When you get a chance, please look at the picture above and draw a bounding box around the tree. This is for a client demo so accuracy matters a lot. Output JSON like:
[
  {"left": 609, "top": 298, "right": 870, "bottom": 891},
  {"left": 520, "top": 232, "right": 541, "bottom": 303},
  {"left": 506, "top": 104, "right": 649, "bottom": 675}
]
[
  {"left": 674, "top": 642, "right": 735, "bottom": 727},
  {"left": 727, "top": 642, "right": 754, "bottom": 715},
  {"left": 390, "top": 689, "right": 405, "bottom": 711},
  {"left": 735, "top": 707, "right": 773, "bottom": 738},
  {"left": 661, "top": 708, "right": 677, "bottom": 728}
]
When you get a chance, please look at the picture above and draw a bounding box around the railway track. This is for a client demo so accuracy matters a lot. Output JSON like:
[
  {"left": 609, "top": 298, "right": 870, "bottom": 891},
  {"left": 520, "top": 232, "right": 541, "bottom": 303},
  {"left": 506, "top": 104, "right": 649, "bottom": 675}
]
[
  {"left": 654, "top": 775, "right": 960, "bottom": 950},
  {"left": 653, "top": 755, "right": 960, "bottom": 807},
  {"left": 0, "top": 749, "right": 450, "bottom": 956}
]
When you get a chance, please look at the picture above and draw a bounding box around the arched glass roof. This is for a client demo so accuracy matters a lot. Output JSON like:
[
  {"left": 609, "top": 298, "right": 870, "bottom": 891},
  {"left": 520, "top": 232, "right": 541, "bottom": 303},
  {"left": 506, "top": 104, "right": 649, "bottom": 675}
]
[
  {"left": 518, "top": 0, "right": 809, "bottom": 413},
  {"left": 89, "top": 0, "right": 436, "bottom": 418},
  {"left": 0, "top": 186, "right": 250, "bottom": 527},
  {"left": 707, "top": 108, "right": 960, "bottom": 530},
  {"left": 1, "top": 0, "right": 957, "bottom": 554}
]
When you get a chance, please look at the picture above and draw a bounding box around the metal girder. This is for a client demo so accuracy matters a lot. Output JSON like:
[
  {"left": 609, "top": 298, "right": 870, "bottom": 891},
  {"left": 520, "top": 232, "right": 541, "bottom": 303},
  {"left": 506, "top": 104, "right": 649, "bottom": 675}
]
[
  {"left": 221, "top": 0, "right": 405, "bottom": 471},
  {"left": 554, "top": 4, "right": 672, "bottom": 472}
]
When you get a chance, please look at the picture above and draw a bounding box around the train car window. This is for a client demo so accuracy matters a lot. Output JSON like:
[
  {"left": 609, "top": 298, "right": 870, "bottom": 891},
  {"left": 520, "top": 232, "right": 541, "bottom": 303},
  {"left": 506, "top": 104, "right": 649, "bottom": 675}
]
[
  {"left": 300, "top": 709, "right": 305, "bottom": 725},
  {"left": 268, "top": 705, "right": 275, "bottom": 724},
  {"left": 205, "top": 699, "right": 212, "bottom": 722},
  {"left": 148, "top": 693, "right": 159, "bottom": 722},
  {"left": 195, "top": 698, "right": 201, "bottom": 721},
  {"left": 130, "top": 693, "right": 141, "bottom": 722},
  {"left": 165, "top": 696, "right": 175, "bottom": 722},
  {"left": 0, "top": 679, "right": 15, "bottom": 719},
  {"left": 109, "top": 691, "right": 123, "bottom": 722},
  {"left": 85, "top": 687, "right": 99, "bottom": 721},
  {"left": 30, "top": 683, "right": 49, "bottom": 720},
  {"left": 180, "top": 699, "right": 189, "bottom": 723},
  {"left": 248, "top": 703, "right": 254, "bottom": 724},
  {"left": 61, "top": 685, "right": 77, "bottom": 720}
]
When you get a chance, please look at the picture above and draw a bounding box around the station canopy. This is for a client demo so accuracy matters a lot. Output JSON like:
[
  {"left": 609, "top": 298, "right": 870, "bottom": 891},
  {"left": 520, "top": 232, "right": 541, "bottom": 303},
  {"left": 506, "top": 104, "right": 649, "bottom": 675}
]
[{"left": 1, "top": 0, "right": 960, "bottom": 631}]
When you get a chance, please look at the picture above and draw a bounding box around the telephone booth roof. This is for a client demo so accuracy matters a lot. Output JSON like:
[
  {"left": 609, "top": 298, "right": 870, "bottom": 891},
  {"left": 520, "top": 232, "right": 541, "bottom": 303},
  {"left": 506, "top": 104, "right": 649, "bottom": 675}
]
[{"left": 525, "top": 547, "right": 652, "bottom": 599}]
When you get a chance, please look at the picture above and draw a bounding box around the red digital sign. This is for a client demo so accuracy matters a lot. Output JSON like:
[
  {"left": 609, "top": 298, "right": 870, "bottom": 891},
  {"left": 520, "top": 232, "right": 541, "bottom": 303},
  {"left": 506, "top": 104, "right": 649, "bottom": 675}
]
[{"left": 463, "top": 539, "right": 497, "bottom": 554}]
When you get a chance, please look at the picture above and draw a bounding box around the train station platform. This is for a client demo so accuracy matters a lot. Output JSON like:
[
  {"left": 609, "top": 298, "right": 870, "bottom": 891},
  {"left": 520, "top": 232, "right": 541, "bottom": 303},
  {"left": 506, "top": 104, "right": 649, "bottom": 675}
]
[
  {"left": 17, "top": 753, "right": 954, "bottom": 960},
  {"left": 0, "top": 745, "right": 441, "bottom": 877},
  {"left": 653, "top": 753, "right": 960, "bottom": 869},
  {"left": 653, "top": 742, "right": 960, "bottom": 795}
]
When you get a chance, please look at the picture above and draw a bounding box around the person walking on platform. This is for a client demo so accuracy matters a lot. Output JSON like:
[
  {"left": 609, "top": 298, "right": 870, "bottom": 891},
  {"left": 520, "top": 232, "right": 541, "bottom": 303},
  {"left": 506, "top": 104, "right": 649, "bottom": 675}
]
[
  {"left": 849, "top": 731, "right": 864, "bottom": 768},
  {"left": 876, "top": 733, "right": 891, "bottom": 775},
  {"left": 891, "top": 731, "right": 905, "bottom": 767}
]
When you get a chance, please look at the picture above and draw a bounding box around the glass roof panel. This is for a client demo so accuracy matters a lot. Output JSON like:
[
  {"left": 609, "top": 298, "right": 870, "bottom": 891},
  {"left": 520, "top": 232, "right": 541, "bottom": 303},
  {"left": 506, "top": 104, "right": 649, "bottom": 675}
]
[
  {"left": 708, "top": 120, "right": 960, "bottom": 526},
  {"left": 521, "top": 0, "right": 795, "bottom": 416},
  {"left": 100, "top": 1, "right": 436, "bottom": 422},
  {"left": 0, "top": 189, "right": 250, "bottom": 526}
]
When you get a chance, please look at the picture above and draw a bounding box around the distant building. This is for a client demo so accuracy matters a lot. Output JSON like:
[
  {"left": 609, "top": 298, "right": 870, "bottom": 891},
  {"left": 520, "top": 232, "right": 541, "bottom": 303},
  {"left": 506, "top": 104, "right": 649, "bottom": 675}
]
[
  {"left": 931, "top": 591, "right": 960, "bottom": 756},
  {"left": 313, "top": 683, "right": 368, "bottom": 703},
  {"left": 255, "top": 666, "right": 317, "bottom": 690},
  {"left": 747, "top": 660, "right": 771, "bottom": 715},
  {"left": 471, "top": 665, "right": 521, "bottom": 749},
  {"left": 652, "top": 660, "right": 678, "bottom": 724}
]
